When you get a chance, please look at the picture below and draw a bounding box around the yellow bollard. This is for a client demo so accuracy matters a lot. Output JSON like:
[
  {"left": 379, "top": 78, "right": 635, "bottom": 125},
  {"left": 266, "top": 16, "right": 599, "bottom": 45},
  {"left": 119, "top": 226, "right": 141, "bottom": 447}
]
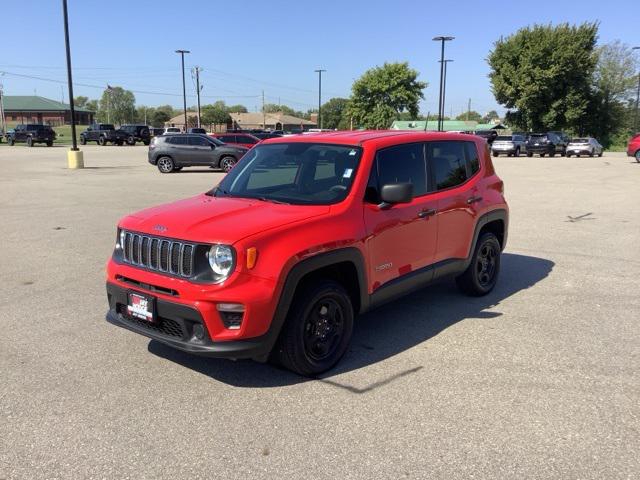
[{"left": 67, "top": 149, "right": 84, "bottom": 169}]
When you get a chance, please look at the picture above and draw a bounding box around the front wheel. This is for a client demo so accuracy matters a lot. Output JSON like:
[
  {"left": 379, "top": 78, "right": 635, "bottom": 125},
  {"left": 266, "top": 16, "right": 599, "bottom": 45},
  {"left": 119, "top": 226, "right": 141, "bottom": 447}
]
[
  {"left": 26, "top": 137, "right": 33, "bottom": 147},
  {"left": 127, "top": 136, "right": 136, "bottom": 146},
  {"left": 46, "top": 141, "right": 53, "bottom": 147},
  {"left": 514, "top": 147, "right": 520, "bottom": 157},
  {"left": 156, "top": 156, "right": 175, "bottom": 173},
  {"left": 80, "top": 135, "right": 86, "bottom": 145},
  {"left": 635, "top": 150, "right": 640, "bottom": 163},
  {"left": 98, "top": 136, "right": 106, "bottom": 146},
  {"left": 492, "top": 151, "right": 498, "bottom": 157},
  {"left": 8, "top": 137, "right": 15, "bottom": 146},
  {"left": 276, "top": 280, "right": 354, "bottom": 376},
  {"left": 456, "top": 232, "right": 501, "bottom": 296},
  {"left": 219, "top": 156, "right": 237, "bottom": 172}
]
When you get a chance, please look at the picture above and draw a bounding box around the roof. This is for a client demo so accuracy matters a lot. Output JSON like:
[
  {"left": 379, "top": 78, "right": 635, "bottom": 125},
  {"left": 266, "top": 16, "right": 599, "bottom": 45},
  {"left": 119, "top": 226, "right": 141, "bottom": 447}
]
[
  {"left": 263, "top": 130, "right": 476, "bottom": 146},
  {"left": 475, "top": 123, "right": 507, "bottom": 130},
  {"left": 390, "top": 120, "right": 478, "bottom": 131},
  {"left": 167, "top": 112, "right": 198, "bottom": 124},
  {"left": 230, "top": 112, "right": 315, "bottom": 126},
  {"left": 2, "top": 95, "right": 93, "bottom": 112}
]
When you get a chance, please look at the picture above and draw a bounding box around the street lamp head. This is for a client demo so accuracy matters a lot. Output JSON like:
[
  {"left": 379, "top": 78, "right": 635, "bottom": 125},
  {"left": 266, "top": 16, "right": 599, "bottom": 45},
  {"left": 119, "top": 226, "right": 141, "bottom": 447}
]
[
  {"left": 433, "top": 36, "right": 455, "bottom": 42},
  {"left": 633, "top": 46, "right": 640, "bottom": 50},
  {"left": 175, "top": 49, "right": 191, "bottom": 54}
]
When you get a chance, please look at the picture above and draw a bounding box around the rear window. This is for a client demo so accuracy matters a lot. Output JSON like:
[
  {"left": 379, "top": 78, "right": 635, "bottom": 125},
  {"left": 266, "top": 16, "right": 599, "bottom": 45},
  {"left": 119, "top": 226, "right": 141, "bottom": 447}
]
[
  {"left": 495, "top": 136, "right": 512, "bottom": 141},
  {"left": 571, "top": 138, "right": 589, "bottom": 143}
]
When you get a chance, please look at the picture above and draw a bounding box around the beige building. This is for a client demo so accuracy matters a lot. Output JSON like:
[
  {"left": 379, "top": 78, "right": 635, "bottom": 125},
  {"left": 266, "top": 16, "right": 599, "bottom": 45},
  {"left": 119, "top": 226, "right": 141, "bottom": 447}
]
[
  {"left": 229, "top": 112, "right": 316, "bottom": 131},
  {"left": 165, "top": 111, "right": 198, "bottom": 130}
]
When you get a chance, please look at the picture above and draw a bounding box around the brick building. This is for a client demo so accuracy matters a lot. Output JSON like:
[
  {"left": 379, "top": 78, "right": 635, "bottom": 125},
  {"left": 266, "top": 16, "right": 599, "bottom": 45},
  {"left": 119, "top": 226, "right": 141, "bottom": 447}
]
[{"left": 1, "top": 96, "right": 94, "bottom": 126}]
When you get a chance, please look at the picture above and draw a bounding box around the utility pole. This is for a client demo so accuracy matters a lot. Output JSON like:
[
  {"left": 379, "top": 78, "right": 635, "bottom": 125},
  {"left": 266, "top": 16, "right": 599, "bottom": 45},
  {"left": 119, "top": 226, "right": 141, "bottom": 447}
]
[
  {"left": 175, "top": 49, "right": 190, "bottom": 131},
  {"left": 440, "top": 59, "right": 454, "bottom": 130},
  {"left": 0, "top": 82, "right": 6, "bottom": 135},
  {"left": 633, "top": 47, "right": 640, "bottom": 133},
  {"left": 314, "top": 68, "right": 326, "bottom": 129},
  {"left": 262, "top": 90, "right": 266, "bottom": 129},
  {"left": 62, "top": 0, "right": 83, "bottom": 168},
  {"left": 192, "top": 66, "right": 202, "bottom": 128},
  {"left": 432, "top": 36, "right": 454, "bottom": 131},
  {"left": 467, "top": 98, "right": 471, "bottom": 121}
]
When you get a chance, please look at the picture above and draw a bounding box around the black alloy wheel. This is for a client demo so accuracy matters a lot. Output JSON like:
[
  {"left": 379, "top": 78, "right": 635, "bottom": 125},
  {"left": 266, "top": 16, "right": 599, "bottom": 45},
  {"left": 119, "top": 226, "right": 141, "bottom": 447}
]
[{"left": 456, "top": 232, "right": 501, "bottom": 296}]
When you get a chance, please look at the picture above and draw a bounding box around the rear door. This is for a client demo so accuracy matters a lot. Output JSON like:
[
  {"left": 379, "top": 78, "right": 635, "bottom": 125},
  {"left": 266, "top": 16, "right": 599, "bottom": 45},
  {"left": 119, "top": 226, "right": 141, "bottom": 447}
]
[
  {"left": 168, "top": 136, "right": 189, "bottom": 164},
  {"left": 428, "top": 140, "right": 482, "bottom": 262},
  {"left": 364, "top": 142, "right": 438, "bottom": 289}
]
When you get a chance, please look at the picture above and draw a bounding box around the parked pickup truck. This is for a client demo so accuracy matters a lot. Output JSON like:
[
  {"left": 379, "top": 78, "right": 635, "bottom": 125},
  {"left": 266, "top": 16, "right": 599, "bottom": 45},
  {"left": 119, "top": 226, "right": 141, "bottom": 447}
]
[
  {"left": 80, "top": 123, "right": 127, "bottom": 146},
  {"left": 7, "top": 124, "right": 56, "bottom": 147},
  {"left": 105, "top": 131, "right": 509, "bottom": 376}
]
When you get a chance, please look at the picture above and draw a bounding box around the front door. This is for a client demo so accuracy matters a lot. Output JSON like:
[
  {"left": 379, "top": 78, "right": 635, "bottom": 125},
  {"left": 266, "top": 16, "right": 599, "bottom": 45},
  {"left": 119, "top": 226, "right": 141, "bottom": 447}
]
[
  {"left": 364, "top": 142, "right": 438, "bottom": 291},
  {"left": 187, "top": 135, "right": 215, "bottom": 165}
]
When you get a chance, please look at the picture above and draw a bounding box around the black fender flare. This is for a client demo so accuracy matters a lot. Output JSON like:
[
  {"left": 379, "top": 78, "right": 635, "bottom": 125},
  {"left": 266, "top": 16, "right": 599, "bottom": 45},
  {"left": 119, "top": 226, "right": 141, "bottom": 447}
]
[
  {"left": 462, "top": 209, "right": 509, "bottom": 269},
  {"left": 258, "top": 247, "right": 368, "bottom": 358}
]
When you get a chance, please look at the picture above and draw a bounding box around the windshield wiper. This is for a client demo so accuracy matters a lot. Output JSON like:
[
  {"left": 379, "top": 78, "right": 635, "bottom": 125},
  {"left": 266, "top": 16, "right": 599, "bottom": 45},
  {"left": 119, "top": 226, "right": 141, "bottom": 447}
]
[
  {"left": 207, "top": 186, "right": 234, "bottom": 197},
  {"left": 254, "top": 196, "right": 290, "bottom": 205}
]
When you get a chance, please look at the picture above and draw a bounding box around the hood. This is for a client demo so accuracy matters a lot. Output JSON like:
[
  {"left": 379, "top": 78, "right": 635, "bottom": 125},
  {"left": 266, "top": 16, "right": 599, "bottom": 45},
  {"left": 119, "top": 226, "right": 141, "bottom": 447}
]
[{"left": 119, "top": 194, "right": 331, "bottom": 244}]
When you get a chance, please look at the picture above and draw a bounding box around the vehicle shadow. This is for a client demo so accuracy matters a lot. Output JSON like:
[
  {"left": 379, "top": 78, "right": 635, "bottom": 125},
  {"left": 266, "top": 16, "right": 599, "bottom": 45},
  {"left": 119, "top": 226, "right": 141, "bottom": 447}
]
[{"left": 148, "top": 253, "right": 554, "bottom": 389}]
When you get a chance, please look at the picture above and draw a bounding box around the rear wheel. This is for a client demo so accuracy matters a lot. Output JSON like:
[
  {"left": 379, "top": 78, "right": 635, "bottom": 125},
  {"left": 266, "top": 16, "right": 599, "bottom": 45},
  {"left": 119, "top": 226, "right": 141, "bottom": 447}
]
[
  {"left": 8, "top": 137, "right": 15, "bottom": 146},
  {"left": 549, "top": 151, "right": 555, "bottom": 157},
  {"left": 157, "top": 156, "right": 175, "bottom": 173},
  {"left": 492, "top": 151, "right": 498, "bottom": 157},
  {"left": 80, "top": 135, "right": 86, "bottom": 145},
  {"left": 567, "top": 153, "right": 572, "bottom": 157},
  {"left": 46, "top": 141, "right": 53, "bottom": 147},
  {"left": 540, "top": 153, "right": 546, "bottom": 157},
  {"left": 635, "top": 150, "right": 640, "bottom": 163},
  {"left": 456, "top": 232, "right": 501, "bottom": 296},
  {"left": 127, "top": 136, "right": 136, "bottom": 146},
  {"left": 589, "top": 150, "right": 594, "bottom": 157},
  {"left": 514, "top": 147, "right": 520, "bottom": 157},
  {"left": 98, "top": 136, "right": 106, "bottom": 146},
  {"left": 220, "top": 156, "right": 237, "bottom": 172},
  {"left": 26, "top": 137, "right": 33, "bottom": 147},
  {"left": 526, "top": 151, "right": 533, "bottom": 157},
  {"left": 276, "top": 280, "right": 354, "bottom": 376}
]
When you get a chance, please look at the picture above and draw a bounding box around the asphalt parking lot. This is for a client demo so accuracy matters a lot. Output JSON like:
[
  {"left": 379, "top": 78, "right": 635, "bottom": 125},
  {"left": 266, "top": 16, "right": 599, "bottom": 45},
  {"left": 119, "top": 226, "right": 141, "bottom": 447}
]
[{"left": 1, "top": 145, "right": 639, "bottom": 479}]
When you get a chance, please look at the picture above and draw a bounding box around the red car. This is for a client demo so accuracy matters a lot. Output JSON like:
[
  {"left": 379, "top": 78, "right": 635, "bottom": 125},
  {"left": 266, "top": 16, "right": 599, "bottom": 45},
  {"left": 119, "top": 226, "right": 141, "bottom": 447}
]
[
  {"left": 106, "top": 131, "right": 509, "bottom": 375},
  {"left": 627, "top": 133, "right": 640, "bottom": 162},
  {"left": 211, "top": 132, "right": 260, "bottom": 149}
]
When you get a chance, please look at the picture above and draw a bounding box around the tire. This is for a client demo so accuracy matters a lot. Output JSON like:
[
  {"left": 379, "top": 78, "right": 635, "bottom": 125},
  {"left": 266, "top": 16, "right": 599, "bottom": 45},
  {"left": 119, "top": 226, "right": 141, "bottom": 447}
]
[
  {"left": 567, "top": 153, "right": 572, "bottom": 157},
  {"left": 598, "top": 151, "right": 603, "bottom": 157},
  {"left": 492, "top": 151, "right": 498, "bottom": 157},
  {"left": 46, "top": 141, "right": 53, "bottom": 147},
  {"left": 127, "top": 136, "right": 136, "bottom": 146},
  {"left": 8, "top": 137, "right": 15, "bottom": 146},
  {"left": 635, "top": 150, "right": 640, "bottom": 163},
  {"left": 514, "top": 147, "right": 520, "bottom": 157},
  {"left": 143, "top": 140, "right": 150, "bottom": 146},
  {"left": 115, "top": 140, "right": 123, "bottom": 146},
  {"left": 276, "top": 280, "right": 354, "bottom": 376},
  {"left": 589, "top": 150, "right": 594, "bottom": 157},
  {"left": 156, "top": 156, "right": 175, "bottom": 173},
  {"left": 540, "top": 153, "right": 546, "bottom": 157},
  {"left": 219, "top": 156, "right": 237, "bottom": 172},
  {"left": 549, "top": 151, "right": 555, "bottom": 157},
  {"left": 98, "top": 136, "right": 106, "bottom": 146},
  {"left": 456, "top": 232, "right": 501, "bottom": 297},
  {"left": 27, "top": 137, "right": 33, "bottom": 147},
  {"left": 526, "top": 152, "right": 533, "bottom": 157},
  {"left": 80, "top": 135, "right": 86, "bottom": 145}
]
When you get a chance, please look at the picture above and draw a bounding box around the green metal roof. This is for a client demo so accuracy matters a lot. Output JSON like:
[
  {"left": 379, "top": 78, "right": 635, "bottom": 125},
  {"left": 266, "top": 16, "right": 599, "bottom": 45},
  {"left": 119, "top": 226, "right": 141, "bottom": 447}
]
[
  {"left": 390, "top": 120, "right": 478, "bottom": 131},
  {"left": 475, "top": 123, "right": 506, "bottom": 130},
  {"left": 2, "top": 95, "right": 93, "bottom": 112}
]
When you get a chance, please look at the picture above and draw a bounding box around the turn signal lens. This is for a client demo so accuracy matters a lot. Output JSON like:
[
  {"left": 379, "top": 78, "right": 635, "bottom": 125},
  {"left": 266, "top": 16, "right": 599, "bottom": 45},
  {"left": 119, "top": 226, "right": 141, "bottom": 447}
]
[{"left": 246, "top": 247, "right": 258, "bottom": 269}]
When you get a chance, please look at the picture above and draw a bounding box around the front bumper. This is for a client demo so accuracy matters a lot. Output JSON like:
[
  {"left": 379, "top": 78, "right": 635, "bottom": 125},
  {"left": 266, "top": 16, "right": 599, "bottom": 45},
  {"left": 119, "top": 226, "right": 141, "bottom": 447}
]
[{"left": 106, "top": 281, "right": 273, "bottom": 359}]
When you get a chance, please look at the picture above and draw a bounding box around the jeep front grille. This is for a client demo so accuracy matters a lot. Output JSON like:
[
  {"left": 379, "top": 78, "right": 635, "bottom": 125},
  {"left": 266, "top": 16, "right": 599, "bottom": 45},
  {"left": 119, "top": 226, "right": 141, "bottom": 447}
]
[{"left": 121, "top": 231, "right": 194, "bottom": 277}]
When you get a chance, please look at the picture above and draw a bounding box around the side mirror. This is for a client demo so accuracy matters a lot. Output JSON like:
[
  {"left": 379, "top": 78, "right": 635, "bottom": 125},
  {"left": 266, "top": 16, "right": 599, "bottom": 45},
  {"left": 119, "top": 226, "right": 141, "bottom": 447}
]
[{"left": 379, "top": 183, "right": 413, "bottom": 209}]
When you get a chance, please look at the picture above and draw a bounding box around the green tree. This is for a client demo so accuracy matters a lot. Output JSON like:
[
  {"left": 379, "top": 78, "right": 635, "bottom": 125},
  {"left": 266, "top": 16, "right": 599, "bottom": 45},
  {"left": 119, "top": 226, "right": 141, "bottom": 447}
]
[
  {"left": 348, "top": 62, "right": 427, "bottom": 129},
  {"left": 85, "top": 99, "right": 98, "bottom": 113},
  {"left": 488, "top": 23, "right": 598, "bottom": 132},
  {"left": 97, "top": 86, "right": 136, "bottom": 124},
  {"left": 456, "top": 110, "right": 483, "bottom": 122},
  {"left": 583, "top": 41, "right": 639, "bottom": 146},
  {"left": 320, "top": 98, "right": 350, "bottom": 129},
  {"left": 74, "top": 96, "right": 88, "bottom": 108},
  {"left": 227, "top": 104, "right": 248, "bottom": 113},
  {"left": 262, "top": 103, "right": 297, "bottom": 116},
  {"left": 201, "top": 101, "right": 231, "bottom": 125}
]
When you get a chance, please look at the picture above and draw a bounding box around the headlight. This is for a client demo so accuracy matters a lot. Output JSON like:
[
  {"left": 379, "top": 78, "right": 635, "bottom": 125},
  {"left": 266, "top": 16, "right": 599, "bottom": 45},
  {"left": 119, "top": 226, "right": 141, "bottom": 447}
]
[
  {"left": 207, "top": 244, "right": 235, "bottom": 281},
  {"left": 118, "top": 229, "right": 125, "bottom": 249}
]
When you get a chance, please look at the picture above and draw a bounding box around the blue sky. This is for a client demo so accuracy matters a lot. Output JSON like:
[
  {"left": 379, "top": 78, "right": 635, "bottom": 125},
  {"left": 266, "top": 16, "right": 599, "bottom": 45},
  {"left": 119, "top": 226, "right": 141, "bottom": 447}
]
[{"left": 1, "top": 0, "right": 637, "bottom": 117}]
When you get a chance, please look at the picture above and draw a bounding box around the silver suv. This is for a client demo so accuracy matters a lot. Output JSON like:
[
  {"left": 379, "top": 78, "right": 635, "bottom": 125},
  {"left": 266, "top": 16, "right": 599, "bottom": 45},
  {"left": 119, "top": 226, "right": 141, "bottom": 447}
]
[{"left": 491, "top": 134, "right": 527, "bottom": 157}]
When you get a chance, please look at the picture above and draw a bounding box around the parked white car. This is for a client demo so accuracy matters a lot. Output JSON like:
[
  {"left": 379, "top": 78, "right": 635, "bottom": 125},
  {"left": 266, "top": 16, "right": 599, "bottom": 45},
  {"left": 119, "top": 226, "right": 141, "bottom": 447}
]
[
  {"left": 566, "top": 137, "right": 603, "bottom": 157},
  {"left": 163, "top": 127, "right": 182, "bottom": 135}
]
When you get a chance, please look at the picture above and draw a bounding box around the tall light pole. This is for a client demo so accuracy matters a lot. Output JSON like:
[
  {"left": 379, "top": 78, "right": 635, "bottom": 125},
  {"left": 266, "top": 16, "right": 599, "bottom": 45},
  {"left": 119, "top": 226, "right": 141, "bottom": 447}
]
[
  {"left": 175, "top": 49, "right": 190, "bottom": 131},
  {"left": 440, "top": 59, "right": 454, "bottom": 131},
  {"left": 633, "top": 46, "right": 640, "bottom": 133},
  {"left": 314, "top": 68, "right": 326, "bottom": 129},
  {"left": 62, "top": 0, "right": 83, "bottom": 168},
  {"left": 433, "top": 36, "right": 454, "bottom": 131}
]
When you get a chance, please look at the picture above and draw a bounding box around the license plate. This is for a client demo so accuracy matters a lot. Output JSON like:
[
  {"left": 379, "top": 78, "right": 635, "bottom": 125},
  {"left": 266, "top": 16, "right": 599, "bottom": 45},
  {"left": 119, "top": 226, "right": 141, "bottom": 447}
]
[{"left": 127, "top": 292, "right": 155, "bottom": 322}]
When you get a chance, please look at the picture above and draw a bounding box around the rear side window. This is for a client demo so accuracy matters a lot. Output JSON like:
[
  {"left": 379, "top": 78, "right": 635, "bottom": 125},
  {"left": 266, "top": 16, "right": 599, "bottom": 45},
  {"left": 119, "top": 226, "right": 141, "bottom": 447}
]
[
  {"left": 427, "top": 141, "right": 479, "bottom": 191},
  {"left": 188, "top": 136, "right": 209, "bottom": 146},
  {"left": 241, "top": 136, "right": 258, "bottom": 144},
  {"left": 375, "top": 143, "right": 427, "bottom": 197},
  {"left": 169, "top": 136, "right": 188, "bottom": 145}
]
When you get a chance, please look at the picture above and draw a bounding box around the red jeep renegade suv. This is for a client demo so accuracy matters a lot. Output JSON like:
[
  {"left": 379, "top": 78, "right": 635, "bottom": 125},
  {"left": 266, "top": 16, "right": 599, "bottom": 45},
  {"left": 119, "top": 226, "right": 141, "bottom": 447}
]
[{"left": 106, "top": 131, "right": 508, "bottom": 375}]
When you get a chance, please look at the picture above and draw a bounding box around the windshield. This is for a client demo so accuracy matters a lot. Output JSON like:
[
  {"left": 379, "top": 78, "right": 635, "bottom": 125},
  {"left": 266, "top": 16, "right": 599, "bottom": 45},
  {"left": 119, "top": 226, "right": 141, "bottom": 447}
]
[
  {"left": 100, "top": 124, "right": 115, "bottom": 130},
  {"left": 214, "top": 143, "right": 362, "bottom": 205}
]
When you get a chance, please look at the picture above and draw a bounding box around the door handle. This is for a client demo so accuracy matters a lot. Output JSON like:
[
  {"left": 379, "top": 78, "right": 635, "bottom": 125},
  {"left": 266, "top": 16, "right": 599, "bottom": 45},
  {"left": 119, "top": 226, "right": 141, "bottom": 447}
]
[
  {"left": 418, "top": 208, "right": 437, "bottom": 218},
  {"left": 466, "top": 196, "right": 483, "bottom": 205}
]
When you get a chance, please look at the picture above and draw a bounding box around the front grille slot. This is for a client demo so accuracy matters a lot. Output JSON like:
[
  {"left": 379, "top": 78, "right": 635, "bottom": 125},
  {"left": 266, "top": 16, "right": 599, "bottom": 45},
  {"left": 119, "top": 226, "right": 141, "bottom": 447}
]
[{"left": 120, "top": 230, "right": 195, "bottom": 278}]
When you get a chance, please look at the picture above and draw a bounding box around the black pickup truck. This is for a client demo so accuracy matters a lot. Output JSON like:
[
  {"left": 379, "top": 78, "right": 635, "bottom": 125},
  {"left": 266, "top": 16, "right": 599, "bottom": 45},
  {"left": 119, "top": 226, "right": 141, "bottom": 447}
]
[
  {"left": 7, "top": 124, "right": 56, "bottom": 147},
  {"left": 80, "top": 123, "right": 127, "bottom": 146}
]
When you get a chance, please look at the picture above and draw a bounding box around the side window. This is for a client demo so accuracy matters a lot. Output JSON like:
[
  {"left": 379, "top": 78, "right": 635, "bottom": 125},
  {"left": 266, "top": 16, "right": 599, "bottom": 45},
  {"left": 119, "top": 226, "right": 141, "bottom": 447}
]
[
  {"left": 428, "top": 141, "right": 468, "bottom": 190},
  {"left": 188, "top": 136, "right": 208, "bottom": 146},
  {"left": 245, "top": 136, "right": 258, "bottom": 144},
  {"left": 171, "top": 136, "right": 188, "bottom": 145},
  {"left": 375, "top": 143, "right": 427, "bottom": 197},
  {"left": 219, "top": 135, "right": 233, "bottom": 143},
  {"left": 464, "top": 142, "right": 480, "bottom": 175}
]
